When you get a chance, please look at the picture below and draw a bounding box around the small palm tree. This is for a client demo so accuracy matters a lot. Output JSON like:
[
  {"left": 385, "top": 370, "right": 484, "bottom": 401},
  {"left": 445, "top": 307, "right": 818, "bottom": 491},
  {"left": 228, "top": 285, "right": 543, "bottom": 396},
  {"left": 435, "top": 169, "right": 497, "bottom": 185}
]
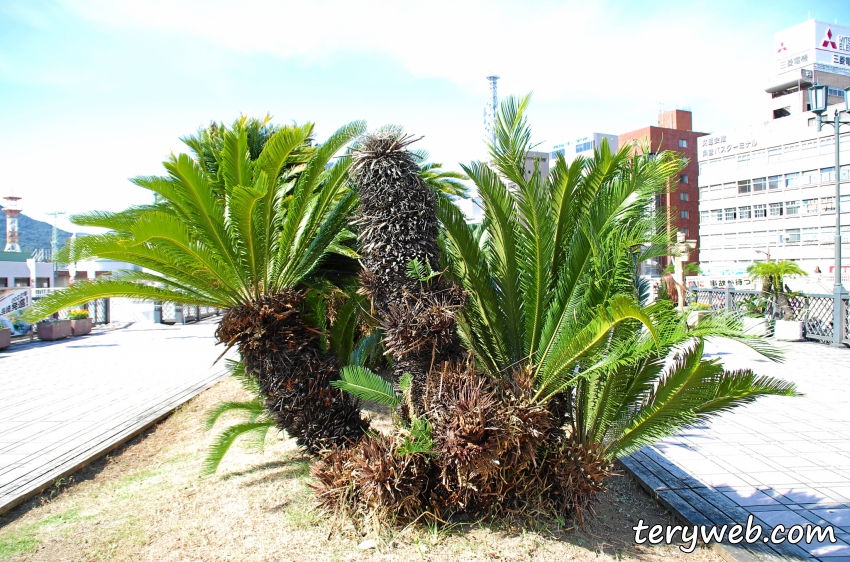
[
  {"left": 24, "top": 117, "right": 370, "bottom": 454},
  {"left": 747, "top": 260, "right": 807, "bottom": 320},
  {"left": 410, "top": 149, "right": 470, "bottom": 200}
]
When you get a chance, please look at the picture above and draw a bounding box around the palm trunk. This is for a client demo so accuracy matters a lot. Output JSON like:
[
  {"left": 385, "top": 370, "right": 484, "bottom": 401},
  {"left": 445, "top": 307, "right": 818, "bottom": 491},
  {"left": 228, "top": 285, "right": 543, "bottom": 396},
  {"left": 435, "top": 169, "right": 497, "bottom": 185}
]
[
  {"left": 216, "top": 291, "right": 368, "bottom": 455},
  {"left": 351, "top": 131, "right": 465, "bottom": 415}
]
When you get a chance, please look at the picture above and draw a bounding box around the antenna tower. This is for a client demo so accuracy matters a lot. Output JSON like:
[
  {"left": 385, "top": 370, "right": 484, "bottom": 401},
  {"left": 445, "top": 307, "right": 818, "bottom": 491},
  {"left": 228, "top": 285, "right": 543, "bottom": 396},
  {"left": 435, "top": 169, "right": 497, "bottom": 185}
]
[
  {"left": 45, "top": 211, "right": 66, "bottom": 266},
  {"left": 484, "top": 75, "right": 500, "bottom": 145}
]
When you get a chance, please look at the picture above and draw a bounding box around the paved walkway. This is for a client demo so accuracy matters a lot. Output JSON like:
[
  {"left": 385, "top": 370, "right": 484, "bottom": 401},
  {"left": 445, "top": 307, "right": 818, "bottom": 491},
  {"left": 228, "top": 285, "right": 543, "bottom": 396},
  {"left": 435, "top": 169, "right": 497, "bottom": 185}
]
[
  {"left": 0, "top": 322, "right": 229, "bottom": 516},
  {"left": 622, "top": 339, "right": 850, "bottom": 561}
]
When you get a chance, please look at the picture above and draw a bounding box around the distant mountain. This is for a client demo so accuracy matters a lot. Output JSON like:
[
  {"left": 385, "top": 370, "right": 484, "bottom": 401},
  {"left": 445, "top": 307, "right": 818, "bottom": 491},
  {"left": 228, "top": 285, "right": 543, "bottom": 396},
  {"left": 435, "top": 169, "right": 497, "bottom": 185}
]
[{"left": 0, "top": 206, "right": 73, "bottom": 257}]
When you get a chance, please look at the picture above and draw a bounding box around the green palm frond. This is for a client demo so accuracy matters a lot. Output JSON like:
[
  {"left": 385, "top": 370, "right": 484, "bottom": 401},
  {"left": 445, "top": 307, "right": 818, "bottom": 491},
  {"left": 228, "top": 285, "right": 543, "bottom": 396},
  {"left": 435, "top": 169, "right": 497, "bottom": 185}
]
[
  {"left": 331, "top": 366, "right": 400, "bottom": 407},
  {"left": 203, "top": 400, "right": 267, "bottom": 431},
  {"left": 202, "top": 422, "right": 276, "bottom": 475}
]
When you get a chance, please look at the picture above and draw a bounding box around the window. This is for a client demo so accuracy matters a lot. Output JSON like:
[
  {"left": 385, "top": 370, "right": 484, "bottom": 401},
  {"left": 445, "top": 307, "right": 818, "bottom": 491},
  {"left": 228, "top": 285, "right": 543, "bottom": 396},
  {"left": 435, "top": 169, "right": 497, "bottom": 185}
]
[
  {"left": 575, "top": 141, "right": 594, "bottom": 153},
  {"left": 821, "top": 226, "right": 835, "bottom": 244},
  {"left": 750, "top": 149, "right": 766, "bottom": 166},
  {"left": 803, "top": 198, "right": 819, "bottom": 213},
  {"left": 722, "top": 182, "right": 735, "bottom": 192},
  {"left": 722, "top": 156, "right": 735, "bottom": 171},
  {"left": 820, "top": 136, "right": 835, "bottom": 152},
  {"left": 785, "top": 229, "right": 801, "bottom": 243},
  {"left": 753, "top": 230, "right": 767, "bottom": 245},
  {"left": 681, "top": 228, "right": 689, "bottom": 236},
  {"left": 699, "top": 162, "right": 705, "bottom": 176},
  {"left": 737, "top": 153, "right": 749, "bottom": 169},
  {"left": 725, "top": 208, "right": 737, "bottom": 221},
  {"left": 700, "top": 210, "right": 709, "bottom": 223},
  {"left": 801, "top": 139, "right": 818, "bottom": 156},
  {"left": 678, "top": 139, "right": 688, "bottom": 148},
  {"left": 768, "top": 147, "right": 782, "bottom": 163},
  {"left": 699, "top": 186, "right": 707, "bottom": 198},
  {"left": 738, "top": 205, "right": 752, "bottom": 219},
  {"left": 679, "top": 192, "right": 689, "bottom": 201},
  {"left": 0, "top": 278, "right": 6, "bottom": 288},
  {"left": 803, "top": 227, "right": 819, "bottom": 244},
  {"left": 785, "top": 200, "right": 800, "bottom": 215},
  {"left": 768, "top": 175, "right": 782, "bottom": 189},
  {"left": 680, "top": 174, "right": 688, "bottom": 183},
  {"left": 710, "top": 184, "right": 721, "bottom": 191},
  {"left": 13, "top": 278, "right": 29, "bottom": 287},
  {"left": 769, "top": 202, "right": 784, "bottom": 217},
  {"left": 841, "top": 165, "right": 850, "bottom": 180},
  {"left": 711, "top": 209, "right": 723, "bottom": 222},
  {"left": 753, "top": 177, "right": 766, "bottom": 191},
  {"left": 680, "top": 210, "right": 689, "bottom": 219},
  {"left": 753, "top": 204, "right": 767, "bottom": 218},
  {"left": 737, "top": 179, "right": 751, "bottom": 194},
  {"left": 821, "top": 196, "right": 836, "bottom": 212},
  {"left": 783, "top": 143, "right": 800, "bottom": 160},
  {"left": 821, "top": 167, "right": 836, "bottom": 182},
  {"left": 802, "top": 169, "right": 818, "bottom": 185},
  {"left": 784, "top": 172, "right": 799, "bottom": 187},
  {"left": 739, "top": 231, "right": 752, "bottom": 246},
  {"left": 724, "top": 233, "right": 737, "bottom": 247}
]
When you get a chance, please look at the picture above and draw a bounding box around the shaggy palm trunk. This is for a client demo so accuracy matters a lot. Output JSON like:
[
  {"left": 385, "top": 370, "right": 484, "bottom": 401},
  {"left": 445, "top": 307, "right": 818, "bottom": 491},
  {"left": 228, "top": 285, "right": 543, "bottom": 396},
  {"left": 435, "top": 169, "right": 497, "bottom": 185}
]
[
  {"left": 216, "top": 291, "right": 368, "bottom": 455},
  {"left": 351, "top": 131, "right": 465, "bottom": 415}
]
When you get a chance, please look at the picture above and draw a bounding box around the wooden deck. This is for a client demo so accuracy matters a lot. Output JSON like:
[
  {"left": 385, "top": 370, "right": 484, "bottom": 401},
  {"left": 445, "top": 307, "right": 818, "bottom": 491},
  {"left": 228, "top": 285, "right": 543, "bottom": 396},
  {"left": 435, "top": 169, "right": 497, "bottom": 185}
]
[{"left": 0, "top": 322, "right": 230, "bottom": 516}]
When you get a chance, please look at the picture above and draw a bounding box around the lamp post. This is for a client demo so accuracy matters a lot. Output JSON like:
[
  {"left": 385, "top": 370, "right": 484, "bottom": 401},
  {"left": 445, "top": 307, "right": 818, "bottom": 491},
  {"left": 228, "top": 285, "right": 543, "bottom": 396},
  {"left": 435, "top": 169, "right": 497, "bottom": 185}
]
[
  {"left": 756, "top": 248, "right": 771, "bottom": 262},
  {"left": 808, "top": 84, "right": 850, "bottom": 347}
]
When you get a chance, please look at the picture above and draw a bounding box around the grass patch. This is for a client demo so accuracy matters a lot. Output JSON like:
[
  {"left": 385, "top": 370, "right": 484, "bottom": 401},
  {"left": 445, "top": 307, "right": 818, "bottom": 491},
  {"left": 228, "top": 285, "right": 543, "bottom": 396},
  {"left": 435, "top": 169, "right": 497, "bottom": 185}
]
[{"left": 0, "top": 377, "right": 723, "bottom": 561}]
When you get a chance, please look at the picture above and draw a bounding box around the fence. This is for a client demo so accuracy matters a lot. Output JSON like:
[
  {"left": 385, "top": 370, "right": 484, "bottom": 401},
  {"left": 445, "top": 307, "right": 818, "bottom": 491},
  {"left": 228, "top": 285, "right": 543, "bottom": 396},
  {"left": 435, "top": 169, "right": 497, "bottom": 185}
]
[
  {"left": 157, "top": 303, "right": 221, "bottom": 325},
  {"left": 688, "top": 286, "right": 850, "bottom": 346},
  {"left": 29, "top": 289, "right": 110, "bottom": 326}
]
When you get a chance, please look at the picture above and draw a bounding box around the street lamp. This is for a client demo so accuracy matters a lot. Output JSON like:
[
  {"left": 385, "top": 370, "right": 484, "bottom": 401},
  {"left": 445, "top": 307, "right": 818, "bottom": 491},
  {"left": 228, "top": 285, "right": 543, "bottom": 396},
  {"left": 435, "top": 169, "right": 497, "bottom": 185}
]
[
  {"left": 755, "top": 249, "right": 771, "bottom": 262},
  {"left": 808, "top": 84, "right": 850, "bottom": 347}
]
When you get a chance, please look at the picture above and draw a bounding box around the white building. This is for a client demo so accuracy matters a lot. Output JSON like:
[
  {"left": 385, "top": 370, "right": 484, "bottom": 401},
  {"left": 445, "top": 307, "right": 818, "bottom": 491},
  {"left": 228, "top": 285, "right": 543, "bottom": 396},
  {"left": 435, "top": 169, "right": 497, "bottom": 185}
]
[
  {"left": 550, "top": 133, "right": 619, "bottom": 163},
  {"left": 697, "top": 20, "right": 850, "bottom": 277}
]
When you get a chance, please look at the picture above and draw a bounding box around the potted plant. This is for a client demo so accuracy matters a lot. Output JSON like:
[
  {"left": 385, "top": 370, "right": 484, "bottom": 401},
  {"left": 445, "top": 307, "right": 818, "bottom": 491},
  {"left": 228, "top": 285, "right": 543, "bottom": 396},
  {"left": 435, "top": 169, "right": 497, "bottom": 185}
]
[
  {"left": 36, "top": 318, "right": 72, "bottom": 341},
  {"left": 740, "top": 294, "right": 770, "bottom": 336},
  {"left": 68, "top": 309, "right": 92, "bottom": 336},
  {"left": 686, "top": 302, "right": 712, "bottom": 327},
  {"left": 0, "top": 320, "right": 10, "bottom": 350},
  {"left": 747, "top": 260, "right": 807, "bottom": 341}
]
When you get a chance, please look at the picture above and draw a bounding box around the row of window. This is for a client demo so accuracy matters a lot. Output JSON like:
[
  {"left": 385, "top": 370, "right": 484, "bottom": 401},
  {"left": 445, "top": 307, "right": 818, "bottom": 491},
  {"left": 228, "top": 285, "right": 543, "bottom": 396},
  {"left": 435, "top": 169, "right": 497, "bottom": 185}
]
[
  {"left": 699, "top": 133, "right": 850, "bottom": 174},
  {"left": 700, "top": 166, "right": 850, "bottom": 197},
  {"left": 701, "top": 227, "right": 844, "bottom": 249},
  {"left": 700, "top": 197, "right": 841, "bottom": 223}
]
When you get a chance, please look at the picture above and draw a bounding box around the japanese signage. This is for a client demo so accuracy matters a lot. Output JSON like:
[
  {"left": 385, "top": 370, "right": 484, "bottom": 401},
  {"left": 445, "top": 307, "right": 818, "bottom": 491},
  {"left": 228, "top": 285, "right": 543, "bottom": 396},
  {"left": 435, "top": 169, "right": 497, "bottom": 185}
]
[
  {"left": 700, "top": 136, "right": 758, "bottom": 158},
  {"left": 773, "top": 21, "right": 850, "bottom": 78},
  {"left": 0, "top": 289, "right": 32, "bottom": 336}
]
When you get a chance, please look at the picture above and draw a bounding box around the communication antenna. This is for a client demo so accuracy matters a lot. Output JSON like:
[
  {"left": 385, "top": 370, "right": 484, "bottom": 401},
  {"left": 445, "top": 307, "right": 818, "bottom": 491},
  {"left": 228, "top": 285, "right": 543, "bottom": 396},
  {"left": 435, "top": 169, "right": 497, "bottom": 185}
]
[
  {"left": 484, "top": 75, "right": 500, "bottom": 145},
  {"left": 45, "top": 211, "right": 66, "bottom": 265}
]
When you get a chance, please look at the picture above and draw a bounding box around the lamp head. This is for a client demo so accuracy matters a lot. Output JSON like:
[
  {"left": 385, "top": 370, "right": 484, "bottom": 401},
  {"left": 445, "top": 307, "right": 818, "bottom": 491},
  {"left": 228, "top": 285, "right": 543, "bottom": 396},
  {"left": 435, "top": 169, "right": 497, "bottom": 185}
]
[
  {"left": 845, "top": 87, "right": 850, "bottom": 113},
  {"left": 808, "top": 84, "right": 828, "bottom": 115}
]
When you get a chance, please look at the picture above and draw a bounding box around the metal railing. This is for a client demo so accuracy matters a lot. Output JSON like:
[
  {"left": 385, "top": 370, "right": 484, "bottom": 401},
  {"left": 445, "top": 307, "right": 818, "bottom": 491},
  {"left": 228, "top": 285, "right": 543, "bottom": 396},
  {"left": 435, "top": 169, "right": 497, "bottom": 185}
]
[
  {"left": 157, "top": 303, "right": 221, "bottom": 325},
  {"left": 29, "top": 289, "right": 110, "bottom": 326},
  {"left": 688, "top": 286, "right": 847, "bottom": 346}
]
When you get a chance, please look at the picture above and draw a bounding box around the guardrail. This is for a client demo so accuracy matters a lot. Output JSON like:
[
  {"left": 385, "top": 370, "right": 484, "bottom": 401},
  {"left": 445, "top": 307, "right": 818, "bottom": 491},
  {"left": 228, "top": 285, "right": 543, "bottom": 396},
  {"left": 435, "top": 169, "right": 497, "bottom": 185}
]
[
  {"left": 28, "top": 289, "right": 110, "bottom": 326},
  {"left": 689, "top": 286, "right": 848, "bottom": 346}
]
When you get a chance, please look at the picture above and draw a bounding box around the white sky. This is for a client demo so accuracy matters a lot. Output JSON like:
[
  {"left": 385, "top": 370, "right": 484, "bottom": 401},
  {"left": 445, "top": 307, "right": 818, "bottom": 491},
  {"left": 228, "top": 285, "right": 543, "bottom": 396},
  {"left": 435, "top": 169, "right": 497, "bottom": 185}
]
[{"left": 0, "top": 0, "right": 845, "bottom": 233}]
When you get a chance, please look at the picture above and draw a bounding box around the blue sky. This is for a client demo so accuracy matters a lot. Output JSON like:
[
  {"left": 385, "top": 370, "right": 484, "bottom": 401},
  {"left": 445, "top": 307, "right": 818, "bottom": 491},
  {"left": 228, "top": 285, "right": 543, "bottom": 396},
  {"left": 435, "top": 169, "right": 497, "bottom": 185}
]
[{"left": 0, "top": 0, "right": 846, "bottom": 233}]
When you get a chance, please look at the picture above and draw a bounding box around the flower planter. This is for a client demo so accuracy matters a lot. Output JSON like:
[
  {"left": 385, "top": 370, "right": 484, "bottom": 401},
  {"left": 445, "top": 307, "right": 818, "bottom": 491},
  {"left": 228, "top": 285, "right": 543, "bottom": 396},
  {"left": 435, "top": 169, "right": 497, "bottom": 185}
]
[
  {"left": 0, "top": 327, "right": 10, "bottom": 350},
  {"left": 774, "top": 319, "right": 804, "bottom": 341},
  {"left": 36, "top": 320, "right": 72, "bottom": 341},
  {"left": 71, "top": 318, "right": 92, "bottom": 337},
  {"left": 687, "top": 310, "right": 711, "bottom": 327},
  {"left": 742, "top": 316, "right": 767, "bottom": 336}
]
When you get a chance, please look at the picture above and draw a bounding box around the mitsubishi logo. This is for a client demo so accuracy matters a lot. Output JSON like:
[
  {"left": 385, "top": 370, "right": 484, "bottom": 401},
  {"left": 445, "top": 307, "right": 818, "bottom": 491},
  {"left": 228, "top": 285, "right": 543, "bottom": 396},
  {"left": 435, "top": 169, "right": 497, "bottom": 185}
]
[
  {"left": 822, "top": 28, "right": 837, "bottom": 49},
  {"left": 777, "top": 42, "right": 787, "bottom": 53}
]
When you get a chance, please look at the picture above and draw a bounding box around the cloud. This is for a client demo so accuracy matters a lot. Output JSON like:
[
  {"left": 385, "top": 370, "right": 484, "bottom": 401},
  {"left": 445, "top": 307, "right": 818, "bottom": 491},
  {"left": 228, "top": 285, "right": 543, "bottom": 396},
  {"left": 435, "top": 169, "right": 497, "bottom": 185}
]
[{"left": 61, "top": 0, "right": 773, "bottom": 111}]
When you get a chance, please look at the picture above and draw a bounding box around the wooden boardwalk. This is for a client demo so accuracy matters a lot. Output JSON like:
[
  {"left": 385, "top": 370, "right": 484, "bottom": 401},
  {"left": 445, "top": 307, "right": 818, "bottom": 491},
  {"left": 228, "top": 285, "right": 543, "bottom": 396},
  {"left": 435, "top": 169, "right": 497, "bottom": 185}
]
[{"left": 0, "top": 322, "right": 229, "bottom": 516}]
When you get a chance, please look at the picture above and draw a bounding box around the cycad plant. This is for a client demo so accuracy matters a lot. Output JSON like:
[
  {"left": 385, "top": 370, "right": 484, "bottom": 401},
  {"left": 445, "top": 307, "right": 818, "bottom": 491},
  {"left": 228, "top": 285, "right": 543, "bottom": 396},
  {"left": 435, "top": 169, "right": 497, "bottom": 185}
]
[
  {"left": 747, "top": 260, "right": 807, "bottom": 320},
  {"left": 23, "top": 117, "right": 371, "bottom": 454},
  {"left": 314, "top": 96, "right": 797, "bottom": 525}
]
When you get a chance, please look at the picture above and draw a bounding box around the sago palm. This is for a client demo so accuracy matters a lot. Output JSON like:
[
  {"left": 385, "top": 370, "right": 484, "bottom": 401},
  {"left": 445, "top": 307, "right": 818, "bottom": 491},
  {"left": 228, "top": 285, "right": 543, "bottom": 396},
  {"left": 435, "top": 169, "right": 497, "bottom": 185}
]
[
  {"left": 24, "top": 117, "right": 371, "bottom": 454},
  {"left": 747, "top": 260, "right": 807, "bottom": 320},
  {"left": 439, "top": 94, "right": 796, "bottom": 481}
]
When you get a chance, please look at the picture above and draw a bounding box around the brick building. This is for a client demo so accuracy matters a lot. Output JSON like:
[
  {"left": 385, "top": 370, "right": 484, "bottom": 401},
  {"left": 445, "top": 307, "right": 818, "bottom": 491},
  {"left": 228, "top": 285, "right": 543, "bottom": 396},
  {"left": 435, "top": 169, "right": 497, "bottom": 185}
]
[{"left": 619, "top": 109, "right": 707, "bottom": 273}]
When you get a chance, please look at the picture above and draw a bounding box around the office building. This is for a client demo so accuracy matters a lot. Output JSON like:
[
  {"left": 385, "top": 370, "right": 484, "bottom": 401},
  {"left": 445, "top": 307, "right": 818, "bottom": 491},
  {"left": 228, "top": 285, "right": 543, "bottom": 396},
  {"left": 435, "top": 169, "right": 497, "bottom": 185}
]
[
  {"left": 697, "top": 20, "right": 850, "bottom": 277},
  {"left": 620, "top": 109, "right": 706, "bottom": 271},
  {"left": 550, "top": 133, "right": 618, "bottom": 164}
]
